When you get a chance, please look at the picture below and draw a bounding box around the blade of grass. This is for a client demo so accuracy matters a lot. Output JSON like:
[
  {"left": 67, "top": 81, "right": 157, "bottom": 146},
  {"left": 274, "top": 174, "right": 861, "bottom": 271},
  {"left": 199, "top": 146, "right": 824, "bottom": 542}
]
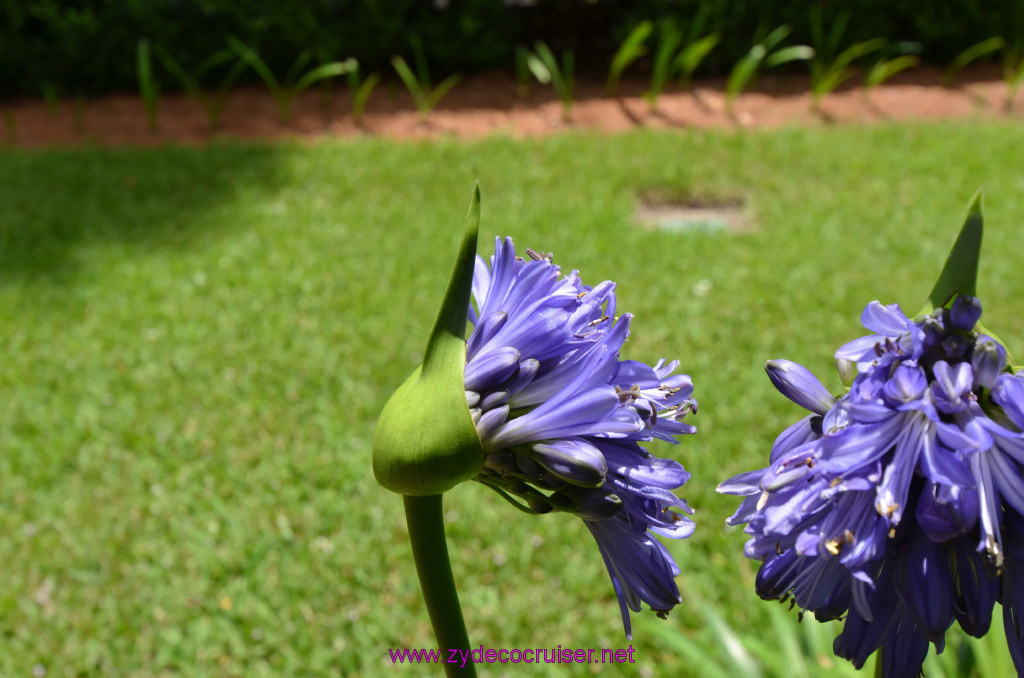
[
  {"left": 696, "top": 598, "right": 765, "bottom": 678},
  {"left": 640, "top": 620, "right": 734, "bottom": 678},
  {"left": 764, "top": 602, "right": 811, "bottom": 678},
  {"left": 968, "top": 618, "right": 1016, "bottom": 677}
]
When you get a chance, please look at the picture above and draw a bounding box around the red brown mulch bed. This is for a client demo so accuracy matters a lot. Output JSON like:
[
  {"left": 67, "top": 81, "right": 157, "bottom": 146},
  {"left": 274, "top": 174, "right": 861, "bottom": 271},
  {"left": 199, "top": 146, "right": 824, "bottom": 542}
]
[{"left": 2, "top": 66, "right": 1019, "bottom": 148}]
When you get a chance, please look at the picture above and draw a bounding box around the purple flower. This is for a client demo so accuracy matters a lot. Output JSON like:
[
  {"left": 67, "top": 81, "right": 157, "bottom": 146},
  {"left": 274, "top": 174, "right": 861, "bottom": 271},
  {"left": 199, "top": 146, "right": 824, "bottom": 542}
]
[
  {"left": 467, "top": 237, "right": 697, "bottom": 638},
  {"left": 719, "top": 296, "right": 1024, "bottom": 677}
]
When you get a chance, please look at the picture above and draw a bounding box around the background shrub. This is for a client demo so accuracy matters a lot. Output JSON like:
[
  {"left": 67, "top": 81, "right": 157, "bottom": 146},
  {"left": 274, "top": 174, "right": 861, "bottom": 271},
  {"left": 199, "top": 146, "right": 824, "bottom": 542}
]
[{"left": 2, "top": 0, "right": 1024, "bottom": 99}]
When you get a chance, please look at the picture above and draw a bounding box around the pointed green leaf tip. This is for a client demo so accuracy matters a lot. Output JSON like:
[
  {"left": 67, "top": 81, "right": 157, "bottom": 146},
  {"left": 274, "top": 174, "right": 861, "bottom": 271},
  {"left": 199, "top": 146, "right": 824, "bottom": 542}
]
[
  {"left": 927, "top": 189, "right": 983, "bottom": 309},
  {"left": 372, "top": 186, "right": 484, "bottom": 496}
]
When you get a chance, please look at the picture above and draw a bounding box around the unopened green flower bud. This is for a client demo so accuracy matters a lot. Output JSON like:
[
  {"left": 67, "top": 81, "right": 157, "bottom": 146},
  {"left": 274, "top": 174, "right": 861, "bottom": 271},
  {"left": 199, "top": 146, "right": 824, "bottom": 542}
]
[
  {"left": 836, "top": 358, "right": 856, "bottom": 389},
  {"left": 372, "top": 188, "right": 484, "bottom": 496}
]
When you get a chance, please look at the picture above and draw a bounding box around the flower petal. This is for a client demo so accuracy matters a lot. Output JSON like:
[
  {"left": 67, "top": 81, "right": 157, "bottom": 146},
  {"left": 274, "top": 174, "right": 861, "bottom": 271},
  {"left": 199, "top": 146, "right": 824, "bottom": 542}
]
[
  {"left": 530, "top": 438, "right": 607, "bottom": 487},
  {"left": 464, "top": 346, "right": 520, "bottom": 392}
]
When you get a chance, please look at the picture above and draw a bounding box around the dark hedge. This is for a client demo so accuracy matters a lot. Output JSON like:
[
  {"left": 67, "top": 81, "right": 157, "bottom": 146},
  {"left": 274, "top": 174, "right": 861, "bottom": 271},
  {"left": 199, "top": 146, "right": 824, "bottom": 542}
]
[{"left": 2, "top": 0, "right": 1023, "bottom": 99}]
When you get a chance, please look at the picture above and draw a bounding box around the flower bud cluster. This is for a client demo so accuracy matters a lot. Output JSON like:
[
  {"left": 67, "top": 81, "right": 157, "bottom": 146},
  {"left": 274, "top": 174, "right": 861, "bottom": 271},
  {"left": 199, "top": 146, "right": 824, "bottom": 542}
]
[
  {"left": 466, "top": 237, "right": 697, "bottom": 637},
  {"left": 719, "top": 296, "right": 1024, "bottom": 677}
]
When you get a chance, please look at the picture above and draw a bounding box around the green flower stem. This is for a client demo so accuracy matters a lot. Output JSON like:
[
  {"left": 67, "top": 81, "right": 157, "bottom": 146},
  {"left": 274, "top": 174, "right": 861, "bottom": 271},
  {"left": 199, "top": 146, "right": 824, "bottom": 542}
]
[{"left": 404, "top": 493, "right": 477, "bottom": 677}]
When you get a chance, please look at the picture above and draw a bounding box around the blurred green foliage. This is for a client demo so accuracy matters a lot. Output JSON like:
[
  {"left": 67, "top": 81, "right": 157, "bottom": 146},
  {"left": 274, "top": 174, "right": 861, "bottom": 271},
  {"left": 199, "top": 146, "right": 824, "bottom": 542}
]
[{"left": 3, "top": 0, "right": 1024, "bottom": 98}]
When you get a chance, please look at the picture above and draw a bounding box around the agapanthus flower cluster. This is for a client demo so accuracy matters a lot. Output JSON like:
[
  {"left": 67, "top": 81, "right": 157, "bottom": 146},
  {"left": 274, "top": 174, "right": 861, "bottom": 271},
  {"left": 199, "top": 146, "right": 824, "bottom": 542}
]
[
  {"left": 719, "top": 295, "right": 1024, "bottom": 677},
  {"left": 466, "top": 237, "right": 697, "bottom": 637}
]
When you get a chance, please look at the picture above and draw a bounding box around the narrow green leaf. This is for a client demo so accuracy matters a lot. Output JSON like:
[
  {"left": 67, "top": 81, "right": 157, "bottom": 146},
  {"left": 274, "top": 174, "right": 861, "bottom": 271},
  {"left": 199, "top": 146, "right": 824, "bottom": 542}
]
[
  {"left": 515, "top": 45, "right": 531, "bottom": 97},
  {"left": 814, "top": 68, "right": 852, "bottom": 98},
  {"left": 646, "top": 22, "right": 683, "bottom": 105},
  {"left": 826, "top": 10, "right": 852, "bottom": 58},
  {"left": 534, "top": 41, "right": 571, "bottom": 110},
  {"left": 726, "top": 45, "right": 767, "bottom": 104},
  {"left": 865, "top": 55, "right": 919, "bottom": 90},
  {"left": 534, "top": 41, "right": 561, "bottom": 91},
  {"left": 202, "top": 56, "right": 248, "bottom": 129},
  {"left": 764, "top": 45, "right": 815, "bottom": 69},
  {"left": 227, "top": 36, "right": 281, "bottom": 97},
  {"left": 352, "top": 72, "right": 380, "bottom": 124},
  {"left": 676, "top": 32, "right": 721, "bottom": 89},
  {"left": 526, "top": 53, "right": 551, "bottom": 85},
  {"left": 762, "top": 24, "right": 793, "bottom": 52},
  {"left": 284, "top": 50, "right": 313, "bottom": 88},
  {"left": 685, "top": 1, "right": 714, "bottom": 44},
  {"left": 347, "top": 62, "right": 361, "bottom": 92},
  {"left": 422, "top": 73, "right": 462, "bottom": 114},
  {"left": 392, "top": 55, "right": 425, "bottom": 110},
  {"left": 215, "top": 55, "right": 248, "bottom": 98},
  {"left": 809, "top": 5, "right": 826, "bottom": 57},
  {"left": 607, "top": 20, "right": 653, "bottom": 96},
  {"left": 831, "top": 38, "right": 886, "bottom": 72},
  {"left": 137, "top": 38, "right": 159, "bottom": 132},
  {"left": 945, "top": 37, "right": 1005, "bottom": 86},
  {"left": 927, "top": 189, "right": 984, "bottom": 309},
  {"left": 194, "top": 48, "right": 236, "bottom": 81},
  {"left": 563, "top": 50, "right": 575, "bottom": 103},
  {"left": 153, "top": 44, "right": 201, "bottom": 99},
  {"left": 409, "top": 33, "right": 431, "bottom": 89},
  {"left": 293, "top": 60, "right": 355, "bottom": 96}
]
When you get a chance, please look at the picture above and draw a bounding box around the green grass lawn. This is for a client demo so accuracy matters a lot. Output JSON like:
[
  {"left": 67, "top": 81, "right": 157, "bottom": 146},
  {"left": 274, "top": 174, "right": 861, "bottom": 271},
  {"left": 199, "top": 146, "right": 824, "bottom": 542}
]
[{"left": 2, "top": 122, "right": 1024, "bottom": 677}]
